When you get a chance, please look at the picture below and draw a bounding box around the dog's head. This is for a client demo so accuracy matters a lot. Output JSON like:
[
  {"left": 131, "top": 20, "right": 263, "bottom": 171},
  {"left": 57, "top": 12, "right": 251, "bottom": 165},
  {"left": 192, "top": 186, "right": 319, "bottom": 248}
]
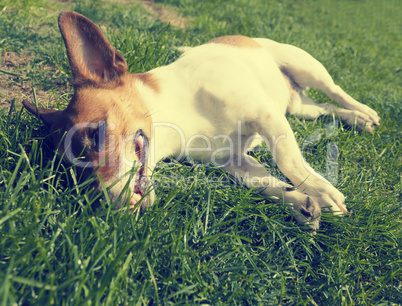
[{"left": 23, "top": 11, "right": 153, "bottom": 210}]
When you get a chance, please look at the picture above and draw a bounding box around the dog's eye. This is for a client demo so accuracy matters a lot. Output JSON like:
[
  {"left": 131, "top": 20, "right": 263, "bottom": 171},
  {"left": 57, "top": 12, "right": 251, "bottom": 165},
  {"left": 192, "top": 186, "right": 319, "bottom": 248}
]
[{"left": 88, "top": 121, "right": 106, "bottom": 152}]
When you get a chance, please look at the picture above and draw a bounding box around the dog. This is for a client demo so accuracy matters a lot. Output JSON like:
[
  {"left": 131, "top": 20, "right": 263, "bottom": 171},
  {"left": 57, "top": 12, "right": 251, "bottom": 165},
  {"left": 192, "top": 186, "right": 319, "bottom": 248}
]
[{"left": 23, "top": 11, "right": 380, "bottom": 232}]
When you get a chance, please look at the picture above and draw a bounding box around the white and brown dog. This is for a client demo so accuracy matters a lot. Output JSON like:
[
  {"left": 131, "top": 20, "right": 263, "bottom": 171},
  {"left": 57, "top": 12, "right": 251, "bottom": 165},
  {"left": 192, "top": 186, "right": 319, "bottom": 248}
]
[{"left": 23, "top": 11, "right": 380, "bottom": 231}]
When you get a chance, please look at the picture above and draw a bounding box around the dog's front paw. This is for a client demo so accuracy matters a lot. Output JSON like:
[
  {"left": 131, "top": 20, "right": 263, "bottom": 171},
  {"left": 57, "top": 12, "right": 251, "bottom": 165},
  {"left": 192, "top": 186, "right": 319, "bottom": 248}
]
[{"left": 303, "top": 180, "right": 347, "bottom": 214}]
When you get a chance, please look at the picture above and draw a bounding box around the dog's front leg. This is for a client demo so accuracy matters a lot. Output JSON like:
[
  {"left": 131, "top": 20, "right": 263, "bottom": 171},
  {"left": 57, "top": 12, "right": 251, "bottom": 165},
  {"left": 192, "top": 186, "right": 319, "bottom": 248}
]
[
  {"left": 223, "top": 154, "right": 321, "bottom": 232},
  {"left": 255, "top": 111, "right": 347, "bottom": 215}
]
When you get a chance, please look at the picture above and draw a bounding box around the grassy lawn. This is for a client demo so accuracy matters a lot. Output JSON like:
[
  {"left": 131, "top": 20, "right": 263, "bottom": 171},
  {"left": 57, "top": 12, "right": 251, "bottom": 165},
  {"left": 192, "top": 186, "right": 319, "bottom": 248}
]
[{"left": 0, "top": 0, "right": 401, "bottom": 304}]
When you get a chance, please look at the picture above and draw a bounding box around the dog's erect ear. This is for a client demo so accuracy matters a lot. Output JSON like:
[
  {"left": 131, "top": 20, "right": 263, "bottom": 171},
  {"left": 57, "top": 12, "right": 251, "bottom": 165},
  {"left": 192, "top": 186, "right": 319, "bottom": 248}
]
[
  {"left": 58, "top": 11, "right": 128, "bottom": 85},
  {"left": 22, "top": 100, "right": 62, "bottom": 128}
]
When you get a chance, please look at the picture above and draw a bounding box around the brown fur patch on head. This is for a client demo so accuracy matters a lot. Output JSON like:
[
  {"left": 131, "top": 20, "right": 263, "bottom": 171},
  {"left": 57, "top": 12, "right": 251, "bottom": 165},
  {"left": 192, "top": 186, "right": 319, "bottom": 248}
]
[
  {"left": 207, "top": 35, "right": 262, "bottom": 48},
  {"left": 134, "top": 72, "right": 160, "bottom": 93},
  {"left": 57, "top": 76, "right": 152, "bottom": 184}
]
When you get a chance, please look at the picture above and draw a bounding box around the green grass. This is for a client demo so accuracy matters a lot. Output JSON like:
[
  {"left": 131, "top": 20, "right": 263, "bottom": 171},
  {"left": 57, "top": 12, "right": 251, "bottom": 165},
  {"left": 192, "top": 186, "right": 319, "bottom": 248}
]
[{"left": 0, "top": 0, "right": 401, "bottom": 304}]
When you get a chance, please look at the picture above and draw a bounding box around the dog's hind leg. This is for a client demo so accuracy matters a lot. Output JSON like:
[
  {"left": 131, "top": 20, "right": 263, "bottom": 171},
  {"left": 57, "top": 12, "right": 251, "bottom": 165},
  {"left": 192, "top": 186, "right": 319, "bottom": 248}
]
[
  {"left": 254, "top": 38, "right": 380, "bottom": 130},
  {"left": 287, "top": 91, "right": 378, "bottom": 132}
]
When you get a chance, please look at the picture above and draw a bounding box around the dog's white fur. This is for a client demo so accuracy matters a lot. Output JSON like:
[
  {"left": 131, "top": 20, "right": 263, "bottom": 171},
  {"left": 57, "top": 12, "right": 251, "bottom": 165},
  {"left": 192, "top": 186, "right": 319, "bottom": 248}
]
[{"left": 24, "top": 12, "right": 380, "bottom": 231}]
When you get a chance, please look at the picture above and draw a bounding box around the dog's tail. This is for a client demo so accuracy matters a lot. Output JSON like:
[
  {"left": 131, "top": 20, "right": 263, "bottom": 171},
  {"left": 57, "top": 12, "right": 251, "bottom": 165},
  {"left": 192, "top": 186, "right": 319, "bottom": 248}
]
[{"left": 175, "top": 46, "right": 192, "bottom": 53}]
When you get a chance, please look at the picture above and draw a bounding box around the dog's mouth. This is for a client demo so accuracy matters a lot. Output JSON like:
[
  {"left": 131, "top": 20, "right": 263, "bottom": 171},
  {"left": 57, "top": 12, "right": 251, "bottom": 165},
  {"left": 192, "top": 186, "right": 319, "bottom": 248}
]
[
  {"left": 129, "top": 130, "right": 150, "bottom": 210},
  {"left": 129, "top": 164, "right": 149, "bottom": 209}
]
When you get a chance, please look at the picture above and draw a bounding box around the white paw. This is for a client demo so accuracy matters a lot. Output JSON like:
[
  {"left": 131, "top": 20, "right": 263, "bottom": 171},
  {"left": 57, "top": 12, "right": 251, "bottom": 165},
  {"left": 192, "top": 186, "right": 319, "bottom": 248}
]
[
  {"left": 301, "top": 179, "right": 347, "bottom": 214},
  {"left": 345, "top": 105, "right": 380, "bottom": 132},
  {"left": 356, "top": 104, "right": 381, "bottom": 126}
]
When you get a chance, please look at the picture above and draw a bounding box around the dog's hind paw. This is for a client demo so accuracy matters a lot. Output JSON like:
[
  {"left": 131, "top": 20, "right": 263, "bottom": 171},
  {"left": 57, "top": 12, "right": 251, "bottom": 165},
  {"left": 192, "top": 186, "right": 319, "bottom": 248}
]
[{"left": 340, "top": 106, "right": 380, "bottom": 132}]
